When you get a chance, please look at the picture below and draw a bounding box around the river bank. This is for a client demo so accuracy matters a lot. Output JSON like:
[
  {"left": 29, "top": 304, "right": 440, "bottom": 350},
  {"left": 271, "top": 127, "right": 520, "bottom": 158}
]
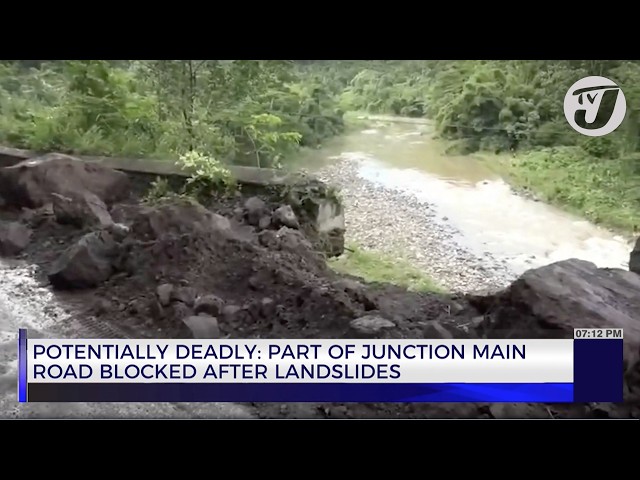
[
  {"left": 318, "top": 156, "right": 517, "bottom": 293},
  {"left": 308, "top": 118, "right": 633, "bottom": 294}
]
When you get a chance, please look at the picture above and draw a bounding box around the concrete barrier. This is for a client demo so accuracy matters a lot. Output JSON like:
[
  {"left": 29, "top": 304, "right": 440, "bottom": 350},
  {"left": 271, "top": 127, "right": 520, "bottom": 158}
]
[{"left": 0, "top": 145, "right": 292, "bottom": 186}]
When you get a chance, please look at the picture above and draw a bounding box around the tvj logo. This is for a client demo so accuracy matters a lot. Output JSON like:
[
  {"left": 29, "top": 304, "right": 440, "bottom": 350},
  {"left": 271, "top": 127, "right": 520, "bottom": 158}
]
[{"left": 564, "top": 76, "right": 627, "bottom": 137}]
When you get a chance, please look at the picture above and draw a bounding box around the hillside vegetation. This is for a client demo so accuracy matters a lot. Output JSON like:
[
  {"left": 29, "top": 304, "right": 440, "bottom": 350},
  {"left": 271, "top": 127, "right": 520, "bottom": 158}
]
[{"left": 1, "top": 60, "right": 639, "bottom": 232}]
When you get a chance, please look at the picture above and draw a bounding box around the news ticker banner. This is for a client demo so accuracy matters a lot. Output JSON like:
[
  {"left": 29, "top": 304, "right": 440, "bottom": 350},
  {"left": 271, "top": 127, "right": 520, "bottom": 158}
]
[{"left": 17, "top": 328, "right": 623, "bottom": 403}]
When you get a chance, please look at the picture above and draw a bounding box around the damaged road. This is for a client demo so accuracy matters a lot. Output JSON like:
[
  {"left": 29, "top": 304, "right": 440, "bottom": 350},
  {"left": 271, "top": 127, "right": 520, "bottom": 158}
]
[{"left": 0, "top": 152, "right": 639, "bottom": 419}]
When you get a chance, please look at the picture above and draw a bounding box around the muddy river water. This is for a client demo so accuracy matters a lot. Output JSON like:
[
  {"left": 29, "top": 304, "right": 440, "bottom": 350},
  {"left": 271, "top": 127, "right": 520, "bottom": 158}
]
[{"left": 302, "top": 115, "right": 633, "bottom": 276}]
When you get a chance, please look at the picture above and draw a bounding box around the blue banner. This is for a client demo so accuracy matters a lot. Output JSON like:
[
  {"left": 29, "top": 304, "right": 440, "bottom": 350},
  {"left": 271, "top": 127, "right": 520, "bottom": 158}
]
[{"left": 27, "top": 382, "right": 574, "bottom": 402}]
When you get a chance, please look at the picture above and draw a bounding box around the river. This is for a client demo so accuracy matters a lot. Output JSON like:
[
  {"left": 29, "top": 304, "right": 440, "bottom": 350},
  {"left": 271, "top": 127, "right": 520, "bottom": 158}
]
[{"left": 302, "top": 115, "right": 633, "bottom": 289}]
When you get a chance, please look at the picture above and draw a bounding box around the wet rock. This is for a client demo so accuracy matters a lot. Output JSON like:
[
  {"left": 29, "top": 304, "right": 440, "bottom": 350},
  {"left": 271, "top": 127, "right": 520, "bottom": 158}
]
[
  {"left": 194, "top": 294, "right": 225, "bottom": 317},
  {"left": 183, "top": 315, "right": 221, "bottom": 339},
  {"left": 630, "top": 237, "right": 640, "bottom": 274},
  {"left": 156, "top": 283, "right": 174, "bottom": 307},
  {"left": 272, "top": 205, "right": 299, "bottom": 229},
  {"left": 258, "top": 215, "right": 272, "bottom": 230},
  {"left": 48, "top": 230, "right": 119, "bottom": 289},
  {"left": 0, "top": 221, "right": 32, "bottom": 256},
  {"left": 51, "top": 191, "right": 113, "bottom": 228},
  {"left": 170, "top": 286, "right": 196, "bottom": 307},
  {"left": 0, "top": 153, "right": 130, "bottom": 208},
  {"left": 244, "top": 197, "right": 268, "bottom": 226},
  {"left": 349, "top": 315, "right": 396, "bottom": 338}
]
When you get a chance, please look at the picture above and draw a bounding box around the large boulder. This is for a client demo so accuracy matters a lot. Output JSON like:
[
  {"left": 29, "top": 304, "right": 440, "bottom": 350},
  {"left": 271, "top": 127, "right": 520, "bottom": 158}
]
[
  {"left": 631, "top": 237, "right": 640, "bottom": 274},
  {"left": 0, "top": 221, "right": 31, "bottom": 256},
  {"left": 0, "top": 153, "right": 130, "bottom": 208},
  {"left": 129, "top": 200, "right": 232, "bottom": 241},
  {"left": 52, "top": 191, "right": 113, "bottom": 228},
  {"left": 471, "top": 259, "right": 640, "bottom": 391},
  {"left": 48, "top": 230, "right": 120, "bottom": 289}
]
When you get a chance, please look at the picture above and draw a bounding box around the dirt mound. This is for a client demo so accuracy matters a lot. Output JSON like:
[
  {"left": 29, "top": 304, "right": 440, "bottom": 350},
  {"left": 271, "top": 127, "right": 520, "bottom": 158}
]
[
  {"left": 101, "top": 198, "right": 433, "bottom": 339},
  {"left": 0, "top": 153, "right": 130, "bottom": 208}
]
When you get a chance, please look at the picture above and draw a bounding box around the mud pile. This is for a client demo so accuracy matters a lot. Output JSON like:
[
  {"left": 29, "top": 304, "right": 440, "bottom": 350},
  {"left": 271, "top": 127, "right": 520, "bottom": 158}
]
[{"left": 1, "top": 153, "right": 639, "bottom": 419}]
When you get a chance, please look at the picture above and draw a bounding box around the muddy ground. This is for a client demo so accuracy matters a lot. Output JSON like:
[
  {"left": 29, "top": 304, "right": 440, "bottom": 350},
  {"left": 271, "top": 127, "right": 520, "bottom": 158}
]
[{"left": 0, "top": 161, "right": 637, "bottom": 419}]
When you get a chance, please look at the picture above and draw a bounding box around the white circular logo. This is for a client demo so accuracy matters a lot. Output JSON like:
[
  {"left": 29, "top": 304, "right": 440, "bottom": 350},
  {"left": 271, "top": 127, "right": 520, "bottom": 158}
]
[{"left": 564, "top": 76, "right": 626, "bottom": 137}]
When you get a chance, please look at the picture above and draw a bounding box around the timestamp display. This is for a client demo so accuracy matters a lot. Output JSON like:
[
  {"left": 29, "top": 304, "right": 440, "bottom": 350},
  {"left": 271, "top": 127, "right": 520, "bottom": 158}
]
[{"left": 574, "top": 328, "right": 623, "bottom": 339}]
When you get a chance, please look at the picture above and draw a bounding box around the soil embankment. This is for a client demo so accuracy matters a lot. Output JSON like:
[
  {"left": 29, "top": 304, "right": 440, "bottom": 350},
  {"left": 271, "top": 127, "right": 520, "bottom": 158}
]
[{"left": 0, "top": 152, "right": 638, "bottom": 419}]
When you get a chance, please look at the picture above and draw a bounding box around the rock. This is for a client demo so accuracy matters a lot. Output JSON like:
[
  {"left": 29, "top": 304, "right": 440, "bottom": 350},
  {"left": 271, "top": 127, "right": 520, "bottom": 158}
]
[
  {"left": 244, "top": 197, "right": 268, "bottom": 226},
  {"left": 127, "top": 297, "right": 148, "bottom": 315},
  {"left": 48, "top": 230, "right": 119, "bottom": 289},
  {"left": 233, "top": 207, "right": 245, "bottom": 221},
  {"left": 258, "top": 215, "right": 272, "bottom": 230},
  {"left": 277, "top": 227, "right": 314, "bottom": 252},
  {"left": 52, "top": 191, "right": 113, "bottom": 228},
  {"left": 0, "top": 153, "right": 130, "bottom": 208},
  {"left": 156, "top": 283, "right": 174, "bottom": 307},
  {"left": 183, "top": 315, "right": 221, "bottom": 339},
  {"left": 475, "top": 259, "right": 640, "bottom": 389},
  {"left": 170, "top": 286, "right": 196, "bottom": 307},
  {"left": 106, "top": 223, "right": 130, "bottom": 242},
  {"left": 258, "top": 230, "right": 279, "bottom": 249},
  {"left": 260, "top": 297, "right": 276, "bottom": 317},
  {"left": 221, "top": 304, "right": 243, "bottom": 324},
  {"left": 129, "top": 201, "right": 232, "bottom": 241},
  {"left": 349, "top": 315, "right": 396, "bottom": 338},
  {"left": 0, "top": 221, "right": 31, "bottom": 256},
  {"left": 630, "top": 237, "right": 640, "bottom": 274},
  {"left": 334, "top": 278, "right": 377, "bottom": 311},
  {"left": 422, "top": 321, "right": 455, "bottom": 339},
  {"left": 194, "top": 294, "right": 225, "bottom": 316},
  {"left": 170, "top": 302, "right": 192, "bottom": 321},
  {"left": 272, "top": 205, "right": 300, "bottom": 229}
]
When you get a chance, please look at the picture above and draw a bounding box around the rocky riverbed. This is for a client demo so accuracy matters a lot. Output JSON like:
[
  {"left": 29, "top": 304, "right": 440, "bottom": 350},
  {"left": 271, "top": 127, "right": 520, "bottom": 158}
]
[{"left": 317, "top": 155, "right": 518, "bottom": 294}]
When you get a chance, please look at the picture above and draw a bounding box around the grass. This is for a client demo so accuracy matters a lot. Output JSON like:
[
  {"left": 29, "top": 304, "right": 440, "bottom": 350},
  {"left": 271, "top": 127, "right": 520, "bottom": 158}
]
[
  {"left": 328, "top": 244, "right": 444, "bottom": 293},
  {"left": 476, "top": 147, "right": 640, "bottom": 236}
]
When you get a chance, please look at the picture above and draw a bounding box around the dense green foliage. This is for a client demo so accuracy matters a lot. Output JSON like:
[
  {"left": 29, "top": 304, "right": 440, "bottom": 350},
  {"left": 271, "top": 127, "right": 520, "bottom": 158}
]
[
  {"left": 422, "top": 60, "right": 640, "bottom": 232},
  {"left": 1, "top": 59, "right": 638, "bottom": 231},
  {"left": 306, "top": 60, "right": 640, "bottom": 232},
  {"left": 0, "top": 60, "right": 344, "bottom": 167}
]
